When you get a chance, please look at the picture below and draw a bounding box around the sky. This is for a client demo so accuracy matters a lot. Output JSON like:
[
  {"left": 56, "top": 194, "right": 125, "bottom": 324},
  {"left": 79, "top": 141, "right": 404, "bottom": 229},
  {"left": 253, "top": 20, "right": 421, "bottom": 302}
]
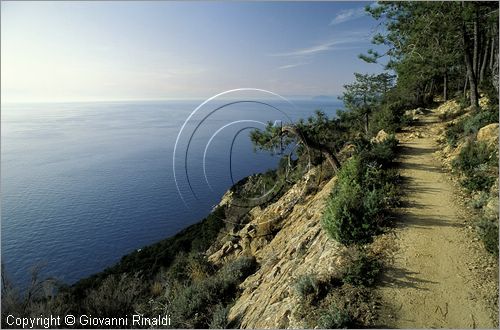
[{"left": 1, "top": 1, "right": 386, "bottom": 103}]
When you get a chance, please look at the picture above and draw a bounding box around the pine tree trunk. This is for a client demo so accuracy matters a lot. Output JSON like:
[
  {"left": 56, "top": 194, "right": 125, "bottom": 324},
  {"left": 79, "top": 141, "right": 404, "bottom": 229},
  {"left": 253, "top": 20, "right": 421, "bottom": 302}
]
[
  {"left": 480, "top": 36, "right": 489, "bottom": 83},
  {"left": 462, "top": 7, "right": 480, "bottom": 108},
  {"left": 493, "top": 43, "right": 499, "bottom": 92},
  {"left": 463, "top": 75, "right": 468, "bottom": 98},
  {"left": 362, "top": 94, "right": 369, "bottom": 135},
  {"left": 443, "top": 70, "right": 448, "bottom": 101},
  {"left": 465, "top": 50, "right": 480, "bottom": 108},
  {"left": 429, "top": 79, "right": 434, "bottom": 102},
  {"left": 364, "top": 112, "right": 369, "bottom": 135},
  {"left": 490, "top": 35, "right": 496, "bottom": 70},
  {"left": 473, "top": 9, "right": 479, "bottom": 77},
  {"left": 281, "top": 125, "right": 341, "bottom": 172}
]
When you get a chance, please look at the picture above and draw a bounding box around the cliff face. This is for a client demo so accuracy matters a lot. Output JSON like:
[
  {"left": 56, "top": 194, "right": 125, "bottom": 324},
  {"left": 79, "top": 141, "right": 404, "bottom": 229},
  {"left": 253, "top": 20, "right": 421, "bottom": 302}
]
[{"left": 207, "top": 167, "right": 352, "bottom": 328}]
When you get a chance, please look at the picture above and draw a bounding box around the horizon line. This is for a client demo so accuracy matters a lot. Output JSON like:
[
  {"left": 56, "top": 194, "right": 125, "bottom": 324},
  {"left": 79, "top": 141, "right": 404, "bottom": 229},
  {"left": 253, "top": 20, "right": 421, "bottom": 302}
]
[{"left": 1, "top": 95, "right": 342, "bottom": 105}]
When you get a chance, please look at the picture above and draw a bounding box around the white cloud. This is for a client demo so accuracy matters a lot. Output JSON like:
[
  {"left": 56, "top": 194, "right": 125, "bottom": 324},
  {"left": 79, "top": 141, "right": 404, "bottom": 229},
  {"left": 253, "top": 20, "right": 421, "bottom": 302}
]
[
  {"left": 329, "top": 6, "right": 366, "bottom": 26},
  {"left": 271, "top": 41, "right": 337, "bottom": 57},
  {"left": 269, "top": 33, "right": 366, "bottom": 57},
  {"left": 277, "top": 62, "right": 308, "bottom": 70}
]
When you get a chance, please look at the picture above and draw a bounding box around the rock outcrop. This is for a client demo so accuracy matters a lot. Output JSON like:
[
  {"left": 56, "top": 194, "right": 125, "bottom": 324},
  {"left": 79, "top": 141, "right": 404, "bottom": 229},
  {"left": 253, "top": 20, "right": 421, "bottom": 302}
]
[
  {"left": 208, "top": 168, "right": 350, "bottom": 328},
  {"left": 371, "top": 129, "right": 389, "bottom": 143},
  {"left": 476, "top": 123, "right": 499, "bottom": 148},
  {"left": 435, "top": 99, "right": 462, "bottom": 118},
  {"left": 405, "top": 107, "right": 426, "bottom": 121}
]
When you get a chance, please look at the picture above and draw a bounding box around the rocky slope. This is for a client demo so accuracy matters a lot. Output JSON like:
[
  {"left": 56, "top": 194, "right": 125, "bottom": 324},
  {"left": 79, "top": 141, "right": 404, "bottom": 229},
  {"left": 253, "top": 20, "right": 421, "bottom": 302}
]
[{"left": 206, "top": 166, "right": 357, "bottom": 328}]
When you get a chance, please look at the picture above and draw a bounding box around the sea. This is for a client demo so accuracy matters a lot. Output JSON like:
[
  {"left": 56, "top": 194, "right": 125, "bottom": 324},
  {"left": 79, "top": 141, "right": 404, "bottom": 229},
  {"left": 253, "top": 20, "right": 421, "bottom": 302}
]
[{"left": 1, "top": 97, "right": 342, "bottom": 288}]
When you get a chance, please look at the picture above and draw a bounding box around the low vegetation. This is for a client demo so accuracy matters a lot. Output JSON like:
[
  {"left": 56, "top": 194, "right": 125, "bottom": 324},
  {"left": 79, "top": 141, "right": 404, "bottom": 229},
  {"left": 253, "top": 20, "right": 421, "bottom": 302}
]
[
  {"left": 139, "top": 256, "right": 257, "bottom": 328},
  {"left": 455, "top": 142, "right": 499, "bottom": 256},
  {"left": 294, "top": 247, "right": 381, "bottom": 328},
  {"left": 445, "top": 106, "right": 498, "bottom": 147},
  {"left": 447, "top": 114, "right": 499, "bottom": 257},
  {"left": 341, "top": 251, "right": 382, "bottom": 287},
  {"left": 294, "top": 274, "right": 321, "bottom": 300},
  {"left": 452, "top": 141, "right": 498, "bottom": 192},
  {"left": 477, "top": 217, "right": 499, "bottom": 256},
  {"left": 316, "top": 301, "right": 353, "bottom": 329},
  {"left": 322, "top": 135, "right": 401, "bottom": 245}
]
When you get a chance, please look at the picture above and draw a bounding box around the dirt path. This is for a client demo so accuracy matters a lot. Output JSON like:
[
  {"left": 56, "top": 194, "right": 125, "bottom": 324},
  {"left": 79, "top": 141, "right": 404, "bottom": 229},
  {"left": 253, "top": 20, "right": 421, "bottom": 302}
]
[{"left": 376, "top": 111, "right": 498, "bottom": 328}]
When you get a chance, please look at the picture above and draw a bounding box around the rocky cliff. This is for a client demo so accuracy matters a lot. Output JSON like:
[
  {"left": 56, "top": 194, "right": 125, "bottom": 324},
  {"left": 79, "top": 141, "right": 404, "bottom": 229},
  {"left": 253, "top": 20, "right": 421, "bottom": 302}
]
[{"left": 205, "top": 166, "right": 356, "bottom": 328}]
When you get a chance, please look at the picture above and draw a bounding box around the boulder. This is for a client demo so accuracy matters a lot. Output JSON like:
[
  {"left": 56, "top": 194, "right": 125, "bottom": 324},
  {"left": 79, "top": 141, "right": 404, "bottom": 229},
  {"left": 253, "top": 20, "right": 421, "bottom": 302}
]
[
  {"left": 338, "top": 143, "right": 356, "bottom": 159},
  {"left": 371, "top": 129, "right": 389, "bottom": 143},
  {"left": 476, "top": 123, "right": 499, "bottom": 148},
  {"left": 484, "top": 197, "right": 499, "bottom": 219},
  {"left": 436, "top": 99, "right": 461, "bottom": 117},
  {"left": 404, "top": 108, "right": 425, "bottom": 121},
  {"left": 415, "top": 107, "right": 425, "bottom": 115},
  {"left": 249, "top": 206, "right": 262, "bottom": 218},
  {"left": 479, "top": 96, "right": 490, "bottom": 109}
]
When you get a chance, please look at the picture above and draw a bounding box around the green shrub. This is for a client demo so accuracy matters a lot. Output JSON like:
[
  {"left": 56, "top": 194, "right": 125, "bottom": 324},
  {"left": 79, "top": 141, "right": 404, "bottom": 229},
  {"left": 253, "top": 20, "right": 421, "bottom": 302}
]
[
  {"left": 337, "top": 154, "right": 366, "bottom": 183},
  {"left": 231, "top": 155, "right": 312, "bottom": 208},
  {"left": 366, "top": 135, "right": 399, "bottom": 167},
  {"left": 458, "top": 95, "right": 470, "bottom": 109},
  {"left": 1, "top": 266, "right": 73, "bottom": 325},
  {"left": 322, "top": 180, "right": 385, "bottom": 245},
  {"left": 342, "top": 252, "right": 381, "bottom": 287},
  {"left": 322, "top": 136, "right": 400, "bottom": 246},
  {"left": 445, "top": 107, "right": 499, "bottom": 147},
  {"left": 463, "top": 110, "right": 498, "bottom": 136},
  {"left": 460, "top": 168, "right": 495, "bottom": 192},
  {"left": 369, "top": 99, "right": 414, "bottom": 134},
  {"left": 380, "top": 178, "right": 402, "bottom": 208},
  {"left": 164, "top": 251, "right": 215, "bottom": 284},
  {"left": 294, "top": 274, "right": 320, "bottom": 300},
  {"left": 470, "top": 191, "right": 489, "bottom": 209},
  {"left": 452, "top": 141, "right": 497, "bottom": 192},
  {"left": 317, "top": 303, "right": 353, "bottom": 329},
  {"left": 209, "top": 304, "right": 230, "bottom": 329},
  {"left": 167, "top": 256, "right": 257, "bottom": 328},
  {"left": 477, "top": 218, "right": 499, "bottom": 256},
  {"left": 219, "top": 256, "right": 258, "bottom": 282},
  {"left": 362, "top": 188, "right": 386, "bottom": 224},
  {"left": 322, "top": 181, "right": 370, "bottom": 245},
  {"left": 83, "top": 274, "right": 144, "bottom": 318},
  {"left": 452, "top": 141, "right": 495, "bottom": 172},
  {"left": 363, "top": 166, "right": 401, "bottom": 206},
  {"left": 400, "top": 112, "right": 414, "bottom": 127},
  {"left": 445, "top": 121, "right": 464, "bottom": 147},
  {"left": 353, "top": 135, "right": 398, "bottom": 169},
  {"left": 479, "top": 78, "right": 500, "bottom": 111},
  {"left": 369, "top": 106, "right": 399, "bottom": 134}
]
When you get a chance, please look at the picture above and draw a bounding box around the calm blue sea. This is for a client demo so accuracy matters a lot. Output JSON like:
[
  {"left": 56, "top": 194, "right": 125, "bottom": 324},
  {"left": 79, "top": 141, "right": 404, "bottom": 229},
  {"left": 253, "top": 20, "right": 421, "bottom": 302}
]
[{"left": 1, "top": 98, "right": 341, "bottom": 287}]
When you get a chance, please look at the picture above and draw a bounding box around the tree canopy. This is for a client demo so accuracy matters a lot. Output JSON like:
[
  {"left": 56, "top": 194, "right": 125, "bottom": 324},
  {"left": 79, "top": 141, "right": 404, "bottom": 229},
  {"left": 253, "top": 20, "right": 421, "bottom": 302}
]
[{"left": 362, "top": 1, "right": 499, "bottom": 107}]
